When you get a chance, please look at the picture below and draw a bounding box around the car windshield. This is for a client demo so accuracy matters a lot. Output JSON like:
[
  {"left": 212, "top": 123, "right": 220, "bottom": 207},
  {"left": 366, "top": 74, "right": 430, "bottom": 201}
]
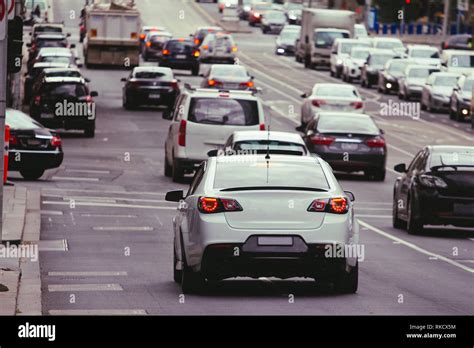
[
  {"left": 6, "top": 110, "right": 42, "bottom": 130},
  {"left": 46, "top": 70, "right": 81, "bottom": 78},
  {"left": 408, "top": 68, "right": 436, "bottom": 78},
  {"left": 341, "top": 42, "right": 368, "bottom": 54},
  {"left": 388, "top": 61, "right": 407, "bottom": 72},
  {"left": 314, "top": 31, "right": 349, "bottom": 48},
  {"left": 430, "top": 151, "right": 474, "bottom": 169},
  {"left": 214, "top": 160, "right": 329, "bottom": 189},
  {"left": 411, "top": 49, "right": 439, "bottom": 58},
  {"left": 37, "top": 40, "right": 67, "bottom": 48},
  {"left": 41, "top": 56, "right": 71, "bottom": 64},
  {"left": 188, "top": 98, "right": 259, "bottom": 126},
  {"left": 255, "top": 4, "right": 271, "bottom": 11},
  {"left": 287, "top": 3, "right": 303, "bottom": 9},
  {"left": 212, "top": 66, "right": 247, "bottom": 78},
  {"left": 375, "top": 41, "right": 403, "bottom": 49},
  {"left": 317, "top": 116, "right": 379, "bottom": 135},
  {"left": 25, "top": 0, "right": 46, "bottom": 9},
  {"left": 315, "top": 86, "right": 357, "bottom": 98},
  {"left": 371, "top": 54, "right": 394, "bottom": 65},
  {"left": 351, "top": 50, "right": 369, "bottom": 59},
  {"left": 266, "top": 12, "right": 286, "bottom": 21},
  {"left": 150, "top": 34, "right": 171, "bottom": 42},
  {"left": 450, "top": 55, "right": 474, "bottom": 68},
  {"left": 434, "top": 76, "right": 458, "bottom": 86},
  {"left": 463, "top": 78, "right": 474, "bottom": 92},
  {"left": 134, "top": 70, "right": 172, "bottom": 79},
  {"left": 36, "top": 27, "right": 62, "bottom": 34},
  {"left": 167, "top": 41, "right": 193, "bottom": 52},
  {"left": 234, "top": 141, "right": 306, "bottom": 155},
  {"left": 355, "top": 26, "right": 368, "bottom": 37},
  {"left": 280, "top": 30, "right": 299, "bottom": 40},
  {"left": 42, "top": 83, "right": 87, "bottom": 98}
]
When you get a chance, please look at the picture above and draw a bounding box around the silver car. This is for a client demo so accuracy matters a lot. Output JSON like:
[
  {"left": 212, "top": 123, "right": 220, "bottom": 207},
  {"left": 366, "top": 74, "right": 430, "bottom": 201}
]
[
  {"left": 198, "top": 33, "right": 238, "bottom": 64},
  {"left": 341, "top": 46, "right": 370, "bottom": 82},
  {"left": 167, "top": 155, "right": 359, "bottom": 294},
  {"left": 398, "top": 65, "right": 440, "bottom": 100},
  {"left": 421, "top": 72, "right": 460, "bottom": 112},
  {"left": 300, "top": 83, "right": 365, "bottom": 128}
]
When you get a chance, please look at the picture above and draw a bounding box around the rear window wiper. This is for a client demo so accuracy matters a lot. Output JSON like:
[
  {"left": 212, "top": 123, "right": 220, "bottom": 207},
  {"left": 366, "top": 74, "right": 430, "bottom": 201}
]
[{"left": 220, "top": 186, "right": 329, "bottom": 192}]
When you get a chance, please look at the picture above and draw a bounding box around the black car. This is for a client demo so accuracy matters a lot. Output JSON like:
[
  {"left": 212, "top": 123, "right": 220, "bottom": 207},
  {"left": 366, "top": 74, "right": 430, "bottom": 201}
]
[
  {"left": 261, "top": 10, "right": 287, "bottom": 34},
  {"left": 159, "top": 39, "right": 200, "bottom": 76},
  {"left": 449, "top": 74, "right": 473, "bottom": 123},
  {"left": 121, "top": 67, "right": 180, "bottom": 110},
  {"left": 27, "top": 34, "right": 71, "bottom": 66},
  {"left": 142, "top": 31, "right": 172, "bottom": 61},
  {"left": 30, "top": 77, "right": 98, "bottom": 137},
  {"left": 393, "top": 146, "right": 474, "bottom": 234},
  {"left": 377, "top": 59, "right": 410, "bottom": 94},
  {"left": 303, "top": 112, "right": 387, "bottom": 181},
  {"left": 24, "top": 62, "right": 70, "bottom": 103},
  {"left": 275, "top": 27, "right": 300, "bottom": 55},
  {"left": 191, "top": 26, "right": 224, "bottom": 47},
  {"left": 441, "top": 34, "right": 472, "bottom": 50},
  {"left": 360, "top": 49, "right": 396, "bottom": 88},
  {"left": 200, "top": 64, "right": 254, "bottom": 90},
  {"left": 6, "top": 108, "right": 64, "bottom": 180}
]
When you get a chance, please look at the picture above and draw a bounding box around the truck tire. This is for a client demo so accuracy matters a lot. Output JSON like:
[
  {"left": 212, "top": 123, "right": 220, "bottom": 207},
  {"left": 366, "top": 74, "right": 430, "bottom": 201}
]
[{"left": 334, "top": 262, "right": 358, "bottom": 294}]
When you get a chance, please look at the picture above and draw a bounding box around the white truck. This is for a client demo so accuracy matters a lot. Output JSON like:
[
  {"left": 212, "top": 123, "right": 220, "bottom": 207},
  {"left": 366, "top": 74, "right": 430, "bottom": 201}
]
[
  {"left": 295, "top": 8, "right": 355, "bottom": 69},
  {"left": 82, "top": 1, "right": 141, "bottom": 68}
]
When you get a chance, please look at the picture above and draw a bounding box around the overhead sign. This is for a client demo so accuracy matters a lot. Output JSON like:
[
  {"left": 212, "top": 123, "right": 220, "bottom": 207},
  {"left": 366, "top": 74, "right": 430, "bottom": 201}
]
[
  {"left": 7, "top": 0, "right": 14, "bottom": 20},
  {"left": 0, "top": 0, "right": 6, "bottom": 40}
]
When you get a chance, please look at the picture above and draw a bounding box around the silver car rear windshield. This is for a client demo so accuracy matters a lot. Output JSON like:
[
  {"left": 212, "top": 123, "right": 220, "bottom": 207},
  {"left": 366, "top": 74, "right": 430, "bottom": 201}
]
[
  {"left": 188, "top": 98, "right": 259, "bottom": 126},
  {"left": 214, "top": 160, "right": 329, "bottom": 190},
  {"left": 234, "top": 140, "right": 307, "bottom": 155},
  {"left": 317, "top": 116, "right": 379, "bottom": 135}
]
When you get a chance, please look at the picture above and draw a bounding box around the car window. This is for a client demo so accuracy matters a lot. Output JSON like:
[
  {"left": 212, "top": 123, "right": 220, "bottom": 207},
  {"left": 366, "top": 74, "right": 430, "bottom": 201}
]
[
  {"left": 187, "top": 164, "right": 205, "bottom": 197},
  {"left": 134, "top": 70, "right": 173, "bottom": 79},
  {"left": 340, "top": 42, "right": 368, "bottom": 54},
  {"left": 450, "top": 54, "right": 474, "bottom": 67},
  {"left": 387, "top": 60, "right": 407, "bottom": 72},
  {"left": 41, "top": 56, "right": 71, "bottom": 64},
  {"left": 37, "top": 40, "right": 68, "bottom": 48},
  {"left": 42, "top": 83, "right": 87, "bottom": 98},
  {"left": 214, "top": 160, "right": 329, "bottom": 189},
  {"left": 370, "top": 54, "right": 393, "bottom": 66},
  {"left": 317, "top": 116, "right": 379, "bottom": 135},
  {"left": 35, "top": 26, "right": 62, "bottom": 34},
  {"left": 461, "top": 78, "right": 474, "bottom": 92},
  {"left": 45, "top": 70, "right": 81, "bottom": 78},
  {"left": 234, "top": 140, "right": 307, "bottom": 155},
  {"left": 315, "top": 86, "right": 358, "bottom": 98},
  {"left": 429, "top": 149, "right": 474, "bottom": 169},
  {"left": 434, "top": 75, "right": 458, "bottom": 86},
  {"left": 188, "top": 98, "right": 259, "bottom": 126},
  {"left": 211, "top": 66, "right": 247, "bottom": 78},
  {"left": 408, "top": 68, "right": 438, "bottom": 78},
  {"left": 173, "top": 95, "right": 186, "bottom": 121},
  {"left": 314, "top": 31, "right": 349, "bottom": 48},
  {"left": 408, "top": 150, "right": 424, "bottom": 172},
  {"left": 6, "top": 110, "right": 42, "bottom": 130},
  {"left": 351, "top": 50, "right": 369, "bottom": 59},
  {"left": 375, "top": 41, "right": 403, "bottom": 49},
  {"left": 167, "top": 41, "right": 194, "bottom": 52},
  {"left": 410, "top": 49, "right": 439, "bottom": 58}
]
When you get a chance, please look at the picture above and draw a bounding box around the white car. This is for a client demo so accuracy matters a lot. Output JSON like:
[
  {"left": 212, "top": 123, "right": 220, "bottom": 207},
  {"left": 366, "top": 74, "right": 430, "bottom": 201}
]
[
  {"left": 421, "top": 72, "right": 460, "bottom": 112},
  {"left": 398, "top": 65, "right": 440, "bottom": 100},
  {"left": 341, "top": 46, "right": 370, "bottom": 82},
  {"left": 440, "top": 49, "right": 474, "bottom": 75},
  {"left": 164, "top": 87, "right": 266, "bottom": 182},
  {"left": 406, "top": 45, "right": 441, "bottom": 67},
  {"left": 300, "top": 83, "right": 365, "bottom": 127},
  {"left": 222, "top": 130, "right": 310, "bottom": 156},
  {"left": 354, "top": 24, "right": 369, "bottom": 39},
  {"left": 167, "top": 155, "right": 359, "bottom": 294},
  {"left": 372, "top": 37, "right": 405, "bottom": 56},
  {"left": 330, "top": 38, "right": 371, "bottom": 78}
]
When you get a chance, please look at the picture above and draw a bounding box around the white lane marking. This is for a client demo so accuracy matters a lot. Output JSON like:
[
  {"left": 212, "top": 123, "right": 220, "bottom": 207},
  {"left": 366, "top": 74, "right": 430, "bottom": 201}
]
[
  {"left": 49, "top": 309, "right": 147, "bottom": 315},
  {"left": 65, "top": 169, "right": 110, "bottom": 174},
  {"left": 48, "top": 284, "right": 123, "bottom": 292},
  {"left": 64, "top": 197, "right": 117, "bottom": 204},
  {"left": 48, "top": 271, "right": 127, "bottom": 277},
  {"left": 52, "top": 176, "right": 100, "bottom": 182},
  {"left": 262, "top": 101, "right": 299, "bottom": 125},
  {"left": 39, "top": 240, "right": 68, "bottom": 252},
  {"left": 81, "top": 214, "right": 138, "bottom": 218},
  {"left": 355, "top": 207, "right": 392, "bottom": 211},
  {"left": 355, "top": 202, "right": 392, "bottom": 205},
  {"left": 43, "top": 193, "right": 175, "bottom": 204},
  {"left": 42, "top": 201, "right": 177, "bottom": 210},
  {"left": 387, "top": 143, "right": 415, "bottom": 157},
  {"left": 469, "top": 238, "right": 474, "bottom": 242},
  {"left": 358, "top": 220, "right": 474, "bottom": 274},
  {"left": 40, "top": 210, "right": 63, "bottom": 216},
  {"left": 155, "top": 214, "right": 164, "bottom": 227},
  {"left": 356, "top": 214, "right": 391, "bottom": 218},
  {"left": 42, "top": 188, "right": 167, "bottom": 196},
  {"left": 92, "top": 226, "right": 154, "bottom": 232}
]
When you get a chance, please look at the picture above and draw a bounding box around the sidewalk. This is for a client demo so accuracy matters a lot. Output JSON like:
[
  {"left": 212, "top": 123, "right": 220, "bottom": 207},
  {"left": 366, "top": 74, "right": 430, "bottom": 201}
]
[{"left": 0, "top": 185, "right": 42, "bottom": 315}]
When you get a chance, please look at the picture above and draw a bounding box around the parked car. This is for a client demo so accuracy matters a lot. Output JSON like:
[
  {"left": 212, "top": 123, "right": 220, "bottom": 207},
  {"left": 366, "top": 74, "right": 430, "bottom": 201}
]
[
  {"left": 6, "top": 108, "right": 63, "bottom": 180},
  {"left": 164, "top": 87, "right": 265, "bottom": 182},
  {"left": 393, "top": 146, "right": 474, "bottom": 234},
  {"left": 159, "top": 38, "right": 201, "bottom": 76},
  {"left": 303, "top": 112, "right": 386, "bottom": 181},
  {"left": 421, "top": 72, "right": 460, "bottom": 112},
  {"left": 449, "top": 73, "right": 473, "bottom": 122}
]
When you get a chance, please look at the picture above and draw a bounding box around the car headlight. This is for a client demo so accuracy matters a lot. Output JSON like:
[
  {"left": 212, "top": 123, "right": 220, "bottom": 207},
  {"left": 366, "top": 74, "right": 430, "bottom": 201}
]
[
  {"left": 336, "top": 59, "right": 343, "bottom": 65},
  {"left": 244, "top": 5, "right": 251, "bottom": 11},
  {"left": 385, "top": 82, "right": 392, "bottom": 89},
  {"left": 277, "top": 48, "right": 285, "bottom": 54},
  {"left": 419, "top": 174, "right": 448, "bottom": 189}
]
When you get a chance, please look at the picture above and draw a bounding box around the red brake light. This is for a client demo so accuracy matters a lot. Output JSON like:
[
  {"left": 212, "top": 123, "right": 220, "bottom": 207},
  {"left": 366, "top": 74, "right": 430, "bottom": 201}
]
[
  {"left": 311, "top": 135, "right": 334, "bottom": 146},
  {"left": 198, "top": 197, "right": 242, "bottom": 214},
  {"left": 208, "top": 79, "right": 216, "bottom": 86},
  {"left": 308, "top": 197, "right": 348, "bottom": 214},
  {"left": 140, "top": 34, "right": 146, "bottom": 40},
  {"left": 178, "top": 120, "right": 186, "bottom": 147},
  {"left": 51, "top": 136, "right": 62, "bottom": 147},
  {"left": 311, "top": 99, "right": 327, "bottom": 107},
  {"left": 240, "top": 81, "right": 254, "bottom": 88},
  {"left": 193, "top": 50, "right": 200, "bottom": 57},
  {"left": 146, "top": 41, "right": 152, "bottom": 47},
  {"left": 259, "top": 123, "right": 266, "bottom": 131},
  {"left": 202, "top": 44, "right": 209, "bottom": 50},
  {"left": 171, "top": 80, "right": 179, "bottom": 90},
  {"left": 9, "top": 135, "right": 18, "bottom": 146},
  {"left": 365, "top": 136, "right": 386, "bottom": 148},
  {"left": 85, "top": 95, "right": 93, "bottom": 103},
  {"left": 194, "top": 38, "right": 200, "bottom": 45},
  {"left": 350, "top": 101, "right": 363, "bottom": 109},
  {"left": 178, "top": 38, "right": 185, "bottom": 42},
  {"left": 34, "top": 95, "right": 41, "bottom": 105},
  {"left": 162, "top": 49, "right": 170, "bottom": 55}
]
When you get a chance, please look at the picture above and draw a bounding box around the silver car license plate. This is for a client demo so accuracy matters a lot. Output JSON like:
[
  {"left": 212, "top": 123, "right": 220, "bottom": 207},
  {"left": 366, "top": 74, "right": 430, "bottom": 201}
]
[
  {"left": 175, "top": 54, "right": 186, "bottom": 59},
  {"left": 257, "top": 236, "right": 293, "bottom": 246},
  {"left": 149, "top": 94, "right": 161, "bottom": 99},
  {"left": 341, "top": 143, "right": 359, "bottom": 151}
]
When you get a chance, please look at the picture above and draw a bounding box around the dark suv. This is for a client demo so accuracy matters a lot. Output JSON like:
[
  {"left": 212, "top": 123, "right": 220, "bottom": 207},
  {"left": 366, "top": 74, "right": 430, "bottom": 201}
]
[
  {"left": 158, "top": 39, "right": 200, "bottom": 76},
  {"left": 30, "top": 77, "right": 98, "bottom": 137}
]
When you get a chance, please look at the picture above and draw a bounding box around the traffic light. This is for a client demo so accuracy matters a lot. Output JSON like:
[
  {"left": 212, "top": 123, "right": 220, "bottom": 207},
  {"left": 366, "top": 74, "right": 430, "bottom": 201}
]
[
  {"left": 8, "top": 16, "right": 23, "bottom": 74},
  {"left": 405, "top": 0, "right": 411, "bottom": 3}
]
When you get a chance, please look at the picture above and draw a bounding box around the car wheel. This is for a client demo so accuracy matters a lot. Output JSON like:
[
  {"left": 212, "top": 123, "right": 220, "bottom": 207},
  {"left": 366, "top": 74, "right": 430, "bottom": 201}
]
[
  {"left": 180, "top": 237, "right": 205, "bottom": 294},
  {"left": 173, "top": 245, "right": 182, "bottom": 283},
  {"left": 407, "top": 195, "right": 423, "bottom": 235},
  {"left": 172, "top": 158, "right": 184, "bottom": 183},
  {"left": 392, "top": 194, "right": 406, "bottom": 229},
  {"left": 164, "top": 155, "right": 172, "bottom": 177},
  {"left": 330, "top": 69, "right": 334, "bottom": 77},
  {"left": 373, "top": 168, "right": 386, "bottom": 182},
  {"left": 334, "top": 261, "right": 358, "bottom": 294},
  {"left": 84, "top": 124, "right": 95, "bottom": 138},
  {"left": 20, "top": 169, "right": 45, "bottom": 181}
]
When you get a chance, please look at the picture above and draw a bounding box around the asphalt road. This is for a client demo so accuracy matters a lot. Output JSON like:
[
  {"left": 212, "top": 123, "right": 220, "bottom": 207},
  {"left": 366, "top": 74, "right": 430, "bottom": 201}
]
[{"left": 12, "top": 0, "right": 474, "bottom": 315}]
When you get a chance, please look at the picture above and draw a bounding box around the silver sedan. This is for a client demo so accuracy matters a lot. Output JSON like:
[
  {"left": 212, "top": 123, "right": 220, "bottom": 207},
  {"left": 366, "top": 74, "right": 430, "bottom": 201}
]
[
  {"left": 421, "top": 72, "right": 460, "bottom": 112},
  {"left": 166, "top": 155, "right": 360, "bottom": 294}
]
